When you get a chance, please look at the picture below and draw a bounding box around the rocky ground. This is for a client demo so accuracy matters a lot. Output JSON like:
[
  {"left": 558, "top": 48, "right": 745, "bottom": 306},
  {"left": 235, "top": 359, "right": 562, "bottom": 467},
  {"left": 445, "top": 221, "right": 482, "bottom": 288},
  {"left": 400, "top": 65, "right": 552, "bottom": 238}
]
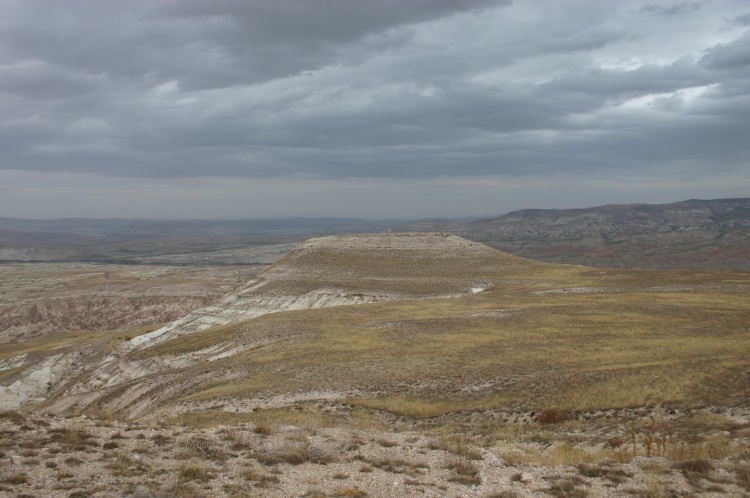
[{"left": 1, "top": 407, "right": 749, "bottom": 497}]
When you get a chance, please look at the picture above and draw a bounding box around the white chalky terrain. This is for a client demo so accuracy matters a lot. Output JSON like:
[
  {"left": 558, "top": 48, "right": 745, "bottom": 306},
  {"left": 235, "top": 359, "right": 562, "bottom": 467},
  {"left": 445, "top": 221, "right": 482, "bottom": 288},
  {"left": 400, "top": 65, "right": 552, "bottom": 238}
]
[
  {"left": 130, "top": 233, "right": 524, "bottom": 348},
  {"left": 1, "top": 233, "right": 536, "bottom": 413}
]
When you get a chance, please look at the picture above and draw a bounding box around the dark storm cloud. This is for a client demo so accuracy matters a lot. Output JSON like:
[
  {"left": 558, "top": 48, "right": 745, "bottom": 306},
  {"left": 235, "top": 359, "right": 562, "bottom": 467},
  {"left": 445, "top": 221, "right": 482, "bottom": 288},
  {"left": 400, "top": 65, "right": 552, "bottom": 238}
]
[
  {"left": 639, "top": 2, "right": 702, "bottom": 17},
  {"left": 700, "top": 30, "right": 750, "bottom": 71},
  {"left": 1, "top": 0, "right": 504, "bottom": 90},
  {"left": 0, "top": 0, "right": 749, "bottom": 185}
]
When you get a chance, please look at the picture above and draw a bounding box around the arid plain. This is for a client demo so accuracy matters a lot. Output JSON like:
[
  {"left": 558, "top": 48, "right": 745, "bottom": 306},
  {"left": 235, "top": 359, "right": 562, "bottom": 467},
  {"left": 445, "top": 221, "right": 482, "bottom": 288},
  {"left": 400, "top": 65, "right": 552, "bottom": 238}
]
[{"left": 1, "top": 232, "right": 749, "bottom": 497}]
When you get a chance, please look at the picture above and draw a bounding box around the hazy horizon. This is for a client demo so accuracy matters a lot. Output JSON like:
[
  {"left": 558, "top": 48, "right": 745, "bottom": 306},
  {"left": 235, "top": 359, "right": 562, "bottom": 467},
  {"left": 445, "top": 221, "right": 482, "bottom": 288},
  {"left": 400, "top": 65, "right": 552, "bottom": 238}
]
[
  {"left": 1, "top": 1, "right": 749, "bottom": 219},
  {"left": 2, "top": 196, "right": 747, "bottom": 223}
]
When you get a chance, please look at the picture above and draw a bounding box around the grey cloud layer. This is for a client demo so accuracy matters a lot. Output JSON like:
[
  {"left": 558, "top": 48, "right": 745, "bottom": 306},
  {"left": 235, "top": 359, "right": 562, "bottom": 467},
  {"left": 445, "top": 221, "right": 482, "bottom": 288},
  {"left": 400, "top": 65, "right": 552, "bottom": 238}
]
[{"left": 1, "top": 0, "right": 748, "bottom": 180}]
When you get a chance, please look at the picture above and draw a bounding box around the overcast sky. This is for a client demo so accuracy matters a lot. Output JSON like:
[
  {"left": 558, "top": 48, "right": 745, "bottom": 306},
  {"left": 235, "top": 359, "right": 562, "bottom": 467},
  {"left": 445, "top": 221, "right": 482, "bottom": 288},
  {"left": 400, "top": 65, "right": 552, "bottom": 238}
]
[{"left": 1, "top": 0, "right": 748, "bottom": 219}]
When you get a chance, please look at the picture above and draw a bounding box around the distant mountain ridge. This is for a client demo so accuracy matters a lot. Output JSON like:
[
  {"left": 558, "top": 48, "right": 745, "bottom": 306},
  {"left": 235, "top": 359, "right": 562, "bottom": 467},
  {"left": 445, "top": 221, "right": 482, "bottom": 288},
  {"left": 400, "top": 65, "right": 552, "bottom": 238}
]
[
  {"left": 472, "top": 198, "right": 749, "bottom": 233},
  {"left": 2, "top": 198, "right": 748, "bottom": 270},
  {"left": 436, "top": 198, "right": 750, "bottom": 271}
]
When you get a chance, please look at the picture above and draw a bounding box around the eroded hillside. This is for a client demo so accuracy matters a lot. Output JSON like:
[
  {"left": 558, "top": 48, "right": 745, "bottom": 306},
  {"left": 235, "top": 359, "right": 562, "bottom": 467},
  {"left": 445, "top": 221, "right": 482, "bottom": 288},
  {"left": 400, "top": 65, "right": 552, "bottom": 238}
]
[
  {"left": 2, "top": 233, "right": 750, "bottom": 497},
  {"left": 1, "top": 233, "right": 748, "bottom": 425},
  {"left": 0, "top": 264, "right": 263, "bottom": 344}
]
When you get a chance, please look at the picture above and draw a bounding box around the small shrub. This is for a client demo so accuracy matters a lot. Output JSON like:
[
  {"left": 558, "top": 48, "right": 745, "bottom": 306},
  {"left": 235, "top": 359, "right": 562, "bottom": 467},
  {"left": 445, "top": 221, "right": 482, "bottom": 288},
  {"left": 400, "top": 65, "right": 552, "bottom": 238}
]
[
  {"left": 4, "top": 473, "right": 29, "bottom": 485},
  {"left": 607, "top": 436, "right": 624, "bottom": 448},
  {"left": 536, "top": 409, "right": 575, "bottom": 424},
  {"left": 446, "top": 456, "right": 481, "bottom": 486},
  {"left": 0, "top": 410, "right": 27, "bottom": 424},
  {"left": 56, "top": 469, "right": 74, "bottom": 479},
  {"left": 162, "top": 480, "right": 208, "bottom": 498},
  {"left": 301, "top": 490, "right": 326, "bottom": 498},
  {"left": 256, "top": 441, "right": 336, "bottom": 466},
  {"left": 674, "top": 459, "right": 712, "bottom": 486},
  {"left": 253, "top": 420, "right": 273, "bottom": 436},
  {"left": 543, "top": 476, "right": 588, "bottom": 498},
  {"left": 736, "top": 466, "right": 750, "bottom": 491},
  {"left": 428, "top": 435, "right": 483, "bottom": 460},
  {"left": 673, "top": 459, "right": 711, "bottom": 475},
  {"left": 105, "top": 452, "right": 150, "bottom": 477},
  {"left": 49, "top": 423, "right": 94, "bottom": 451},
  {"left": 577, "top": 463, "right": 606, "bottom": 478},
  {"left": 445, "top": 457, "right": 478, "bottom": 476},
  {"left": 68, "top": 491, "right": 92, "bottom": 498},
  {"left": 181, "top": 437, "right": 225, "bottom": 461},
  {"left": 376, "top": 438, "right": 398, "bottom": 448},
  {"left": 448, "top": 475, "right": 482, "bottom": 486},
  {"left": 340, "top": 434, "right": 363, "bottom": 452},
  {"left": 151, "top": 434, "right": 172, "bottom": 446},
  {"left": 242, "top": 467, "right": 279, "bottom": 486},
  {"left": 179, "top": 465, "right": 215, "bottom": 482},
  {"left": 331, "top": 487, "right": 367, "bottom": 497}
]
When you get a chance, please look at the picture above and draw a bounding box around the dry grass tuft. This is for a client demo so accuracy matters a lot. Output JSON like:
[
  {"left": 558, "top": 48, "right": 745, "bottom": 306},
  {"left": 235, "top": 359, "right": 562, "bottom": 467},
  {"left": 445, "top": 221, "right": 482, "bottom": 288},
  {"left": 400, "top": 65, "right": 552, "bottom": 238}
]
[
  {"left": 105, "top": 451, "right": 150, "bottom": 477},
  {"left": 331, "top": 487, "right": 368, "bottom": 497},
  {"left": 673, "top": 459, "right": 712, "bottom": 486},
  {"left": 0, "top": 410, "right": 27, "bottom": 424},
  {"left": 4, "top": 473, "right": 29, "bottom": 485},
  {"left": 537, "top": 441, "right": 610, "bottom": 466},
  {"left": 536, "top": 408, "right": 576, "bottom": 424},
  {"left": 445, "top": 456, "right": 481, "bottom": 486},
  {"left": 543, "top": 475, "right": 589, "bottom": 498},
  {"left": 242, "top": 466, "right": 280, "bottom": 486},
  {"left": 256, "top": 440, "right": 337, "bottom": 466},
  {"left": 735, "top": 466, "right": 750, "bottom": 491},
  {"left": 151, "top": 433, "right": 172, "bottom": 446},
  {"left": 253, "top": 420, "right": 274, "bottom": 436},
  {"left": 375, "top": 437, "right": 397, "bottom": 448},
  {"left": 484, "top": 492, "right": 518, "bottom": 498},
  {"left": 366, "top": 457, "right": 428, "bottom": 476},
  {"left": 179, "top": 464, "right": 216, "bottom": 482},
  {"left": 178, "top": 436, "right": 226, "bottom": 461},
  {"left": 428, "top": 434, "right": 484, "bottom": 461}
]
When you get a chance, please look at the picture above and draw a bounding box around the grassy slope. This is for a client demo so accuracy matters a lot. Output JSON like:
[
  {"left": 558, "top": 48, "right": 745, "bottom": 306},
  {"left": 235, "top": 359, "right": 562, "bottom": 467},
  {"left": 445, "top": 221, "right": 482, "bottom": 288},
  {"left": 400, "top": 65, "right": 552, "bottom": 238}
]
[
  {"left": 5, "top": 234, "right": 748, "bottom": 422},
  {"left": 111, "top": 264, "right": 750, "bottom": 419}
]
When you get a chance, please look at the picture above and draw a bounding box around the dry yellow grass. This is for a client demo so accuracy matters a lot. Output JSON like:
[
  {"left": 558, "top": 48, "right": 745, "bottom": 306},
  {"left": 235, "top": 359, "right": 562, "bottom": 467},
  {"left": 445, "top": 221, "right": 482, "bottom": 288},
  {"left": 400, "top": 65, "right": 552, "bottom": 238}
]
[
  {"left": 6, "top": 238, "right": 749, "bottom": 428},
  {"left": 0, "top": 325, "right": 161, "bottom": 362},
  {"left": 113, "top": 265, "right": 750, "bottom": 421}
]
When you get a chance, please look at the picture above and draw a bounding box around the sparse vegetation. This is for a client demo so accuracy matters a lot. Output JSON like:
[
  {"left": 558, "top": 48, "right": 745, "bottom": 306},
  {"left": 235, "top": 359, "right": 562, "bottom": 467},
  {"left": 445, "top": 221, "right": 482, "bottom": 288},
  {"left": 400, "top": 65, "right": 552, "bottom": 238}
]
[
  {"left": 2, "top": 233, "right": 749, "bottom": 496},
  {"left": 242, "top": 466, "right": 280, "bottom": 486},
  {"left": 445, "top": 455, "right": 481, "bottom": 486},
  {"left": 256, "top": 440, "right": 337, "bottom": 466},
  {"left": 4, "top": 472, "right": 29, "bottom": 485},
  {"left": 179, "top": 464, "right": 216, "bottom": 482},
  {"left": 537, "top": 408, "right": 576, "bottom": 424}
]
